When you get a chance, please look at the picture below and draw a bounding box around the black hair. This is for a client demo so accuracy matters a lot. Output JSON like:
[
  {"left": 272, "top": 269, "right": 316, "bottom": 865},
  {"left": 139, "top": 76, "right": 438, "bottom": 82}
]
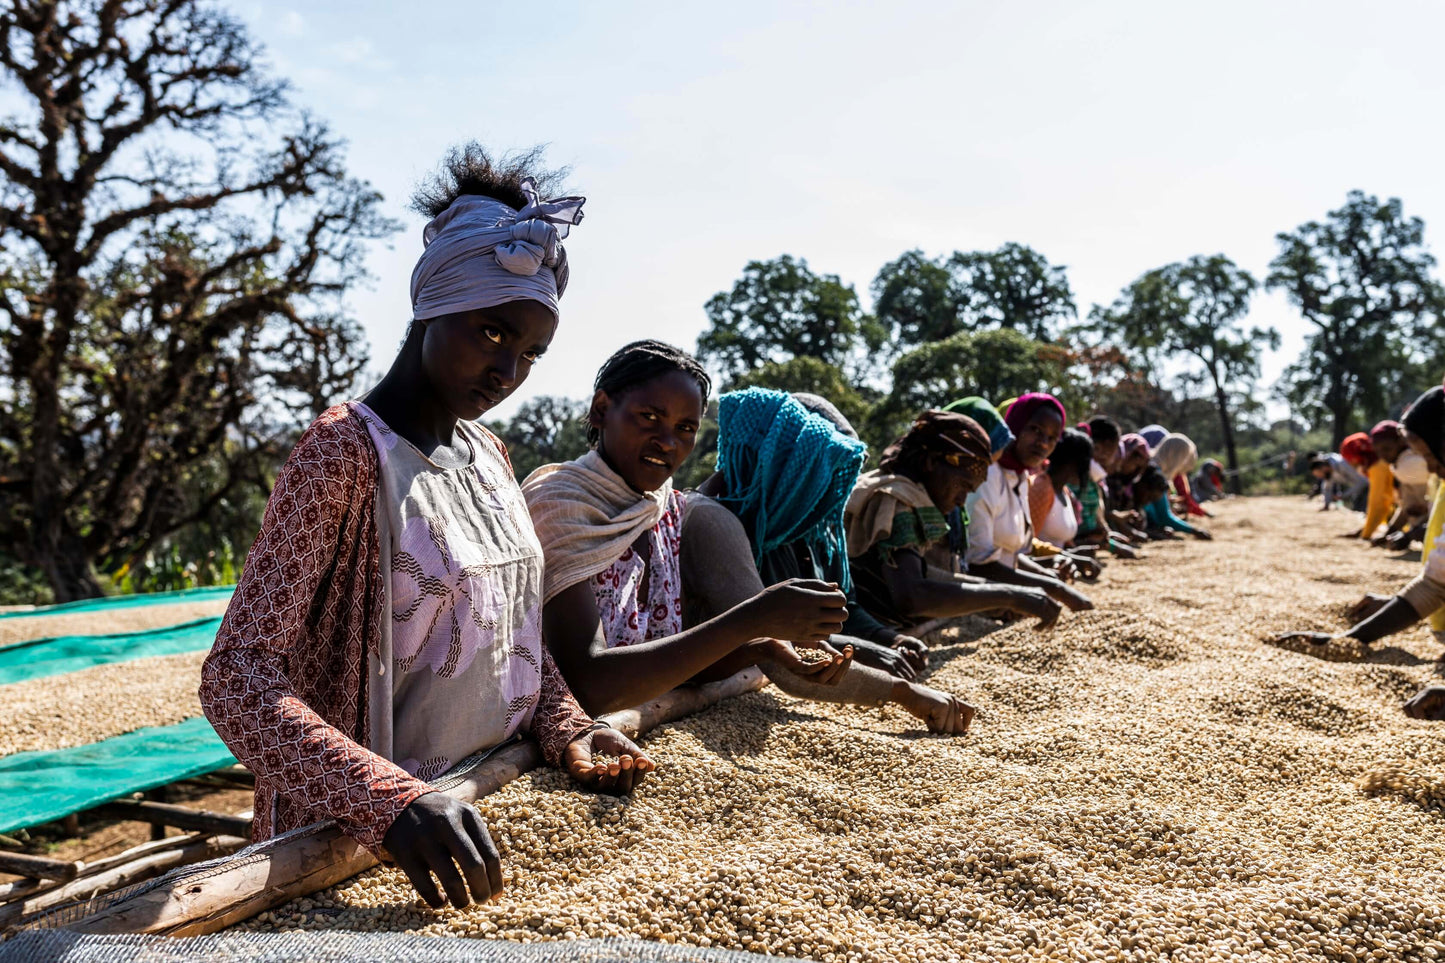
[
  {"left": 792, "top": 392, "right": 859, "bottom": 440},
  {"left": 1049, "top": 428, "right": 1095, "bottom": 485},
  {"left": 1135, "top": 465, "right": 1169, "bottom": 503},
  {"left": 1403, "top": 385, "right": 1445, "bottom": 463},
  {"left": 1086, "top": 415, "right": 1120, "bottom": 443},
  {"left": 410, "top": 142, "right": 572, "bottom": 218},
  {"left": 589, "top": 340, "right": 712, "bottom": 446},
  {"left": 1308, "top": 455, "right": 1330, "bottom": 472}
]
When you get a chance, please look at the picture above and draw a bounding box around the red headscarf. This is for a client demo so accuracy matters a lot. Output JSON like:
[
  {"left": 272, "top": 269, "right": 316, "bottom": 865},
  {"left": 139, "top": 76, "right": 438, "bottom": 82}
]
[
  {"left": 999, "top": 392, "right": 1066, "bottom": 473},
  {"left": 1339, "top": 432, "right": 1376, "bottom": 469},
  {"left": 1369, "top": 420, "right": 1402, "bottom": 443}
]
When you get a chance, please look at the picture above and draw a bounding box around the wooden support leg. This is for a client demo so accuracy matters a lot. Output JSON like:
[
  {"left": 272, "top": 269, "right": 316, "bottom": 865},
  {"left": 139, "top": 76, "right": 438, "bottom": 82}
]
[{"left": 143, "top": 788, "right": 167, "bottom": 840}]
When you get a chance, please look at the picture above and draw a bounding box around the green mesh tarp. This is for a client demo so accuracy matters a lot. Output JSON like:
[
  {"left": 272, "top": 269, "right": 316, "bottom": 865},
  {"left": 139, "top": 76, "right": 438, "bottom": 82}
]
[
  {"left": 0, "top": 617, "right": 221, "bottom": 685},
  {"left": 0, "top": 585, "right": 235, "bottom": 620},
  {"left": 0, "top": 717, "right": 234, "bottom": 835},
  {"left": 0, "top": 932, "right": 787, "bottom": 962}
]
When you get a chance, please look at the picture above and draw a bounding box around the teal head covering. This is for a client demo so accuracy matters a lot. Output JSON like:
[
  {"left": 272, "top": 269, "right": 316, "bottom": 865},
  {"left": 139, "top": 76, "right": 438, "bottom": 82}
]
[
  {"left": 943, "top": 397, "right": 1013, "bottom": 455},
  {"left": 715, "top": 388, "right": 867, "bottom": 591}
]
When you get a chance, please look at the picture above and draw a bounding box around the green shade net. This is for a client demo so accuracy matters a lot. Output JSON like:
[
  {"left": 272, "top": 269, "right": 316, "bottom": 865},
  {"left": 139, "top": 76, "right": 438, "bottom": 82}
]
[
  {"left": 0, "top": 585, "right": 235, "bottom": 620},
  {"left": 0, "top": 717, "right": 236, "bottom": 835},
  {"left": 0, "top": 617, "right": 222, "bottom": 685}
]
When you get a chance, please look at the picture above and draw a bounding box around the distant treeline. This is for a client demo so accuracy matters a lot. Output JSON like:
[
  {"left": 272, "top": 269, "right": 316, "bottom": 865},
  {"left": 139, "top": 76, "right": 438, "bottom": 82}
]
[{"left": 1, "top": 0, "right": 1441, "bottom": 603}]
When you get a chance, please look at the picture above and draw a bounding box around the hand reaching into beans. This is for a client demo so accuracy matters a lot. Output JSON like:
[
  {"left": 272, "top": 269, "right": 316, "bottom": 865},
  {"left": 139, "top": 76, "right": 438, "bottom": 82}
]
[
  {"left": 891, "top": 634, "right": 930, "bottom": 673},
  {"left": 1271, "top": 631, "right": 1338, "bottom": 647},
  {"left": 1403, "top": 686, "right": 1445, "bottom": 721},
  {"left": 1346, "top": 593, "right": 1393, "bottom": 622},
  {"left": 382, "top": 792, "right": 504, "bottom": 909}
]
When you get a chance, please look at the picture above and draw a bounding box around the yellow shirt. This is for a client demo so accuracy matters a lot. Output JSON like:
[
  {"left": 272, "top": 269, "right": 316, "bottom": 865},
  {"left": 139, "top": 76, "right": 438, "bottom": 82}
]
[
  {"left": 1359, "top": 459, "right": 1397, "bottom": 539},
  {"left": 1428, "top": 480, "right": 1445, "bottom": 635}
]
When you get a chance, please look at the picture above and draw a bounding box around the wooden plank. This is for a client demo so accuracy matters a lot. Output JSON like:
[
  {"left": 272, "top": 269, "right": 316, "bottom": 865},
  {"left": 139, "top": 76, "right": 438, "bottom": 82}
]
[
  {"left": 0, "top": 852, "right": 80, "bottom": 882},
  {"left": 61, "top": 668, "right": 766, "bottom": 937},
  {"left": 3, "top": 835, "right": 246, "bottom": 929},
  {"left": 93, "top": 800, "right": 252, "bottom": 840},
  {"left": 0, "top": 834, "right": 212, "bottom": 910},
  {"left": 0, "top": 879, "right": 42, "bottom": 902}
]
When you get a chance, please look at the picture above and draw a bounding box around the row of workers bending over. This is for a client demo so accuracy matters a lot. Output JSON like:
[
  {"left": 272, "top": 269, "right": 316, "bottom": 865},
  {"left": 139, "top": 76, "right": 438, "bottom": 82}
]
[
  {"left": 197, "top": 151, "right": 1219, "bottom": 911},
  {"left": 1309, "top": 420, "right": 1434, "bottom": 550},
  {"left": 1281, "top": 384, "right": 1445, "bottom": 719}
]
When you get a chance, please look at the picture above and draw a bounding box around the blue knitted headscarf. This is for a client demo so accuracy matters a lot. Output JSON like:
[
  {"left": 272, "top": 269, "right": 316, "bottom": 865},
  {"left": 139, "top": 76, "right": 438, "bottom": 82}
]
[{"left": 715, "top": 388, "right": 867, "bottom": 591}]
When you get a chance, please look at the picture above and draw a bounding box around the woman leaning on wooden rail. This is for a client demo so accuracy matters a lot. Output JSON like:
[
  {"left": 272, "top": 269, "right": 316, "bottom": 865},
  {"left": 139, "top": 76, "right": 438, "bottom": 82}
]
[{"left": 199, "top": 145, "right": 653, "bottom": 911}]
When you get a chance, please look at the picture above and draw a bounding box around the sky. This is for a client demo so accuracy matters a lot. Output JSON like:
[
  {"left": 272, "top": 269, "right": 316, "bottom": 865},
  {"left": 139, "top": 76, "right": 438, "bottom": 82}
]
[{"left": 232, "top": 0, "right": 1445, "bottom": 421}]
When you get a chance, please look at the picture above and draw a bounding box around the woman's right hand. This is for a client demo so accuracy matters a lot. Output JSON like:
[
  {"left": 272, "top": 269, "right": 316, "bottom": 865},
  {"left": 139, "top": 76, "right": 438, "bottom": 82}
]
[
  {"left": 764, "top": 638, "right": 853, "bottom": 686},
  {"left": 1045, "top": 582, "right": 1095, "bottom": 613},
  {"left": 742, "top": 579, "right": 848, "bottom": 643},
  {"left": 1007, "top": 587, "right": 1063, "bottom": 629},
  {"left": 382, "top": 792, "right": 503, "bottom": 909}
]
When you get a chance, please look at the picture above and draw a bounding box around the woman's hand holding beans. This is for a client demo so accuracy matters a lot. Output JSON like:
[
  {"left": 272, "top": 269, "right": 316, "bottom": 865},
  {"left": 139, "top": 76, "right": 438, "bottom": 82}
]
[
  {"left": 764, "top": 638, "right": 854, "bottom": 686},
  {"left": 741, "top": 578, "right": 848, "bottom": 643},
  {"left": 565, "top": 726, "right": 655, "bottom": 795}
]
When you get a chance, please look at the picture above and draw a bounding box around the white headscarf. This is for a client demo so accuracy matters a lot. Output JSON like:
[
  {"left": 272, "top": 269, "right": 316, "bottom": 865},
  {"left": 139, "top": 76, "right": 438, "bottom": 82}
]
[
  {"left": 410, "top": 178, "right": 585, "bottom": 321},
  {"left": 1152, "top": 433, "right": 1199, "bottom": 480}
]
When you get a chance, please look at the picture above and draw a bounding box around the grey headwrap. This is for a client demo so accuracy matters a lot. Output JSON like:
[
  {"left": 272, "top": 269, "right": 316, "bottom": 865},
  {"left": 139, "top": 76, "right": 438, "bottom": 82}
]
[{"left": 409, "top": 178, "right": 585, "bottom": 321}]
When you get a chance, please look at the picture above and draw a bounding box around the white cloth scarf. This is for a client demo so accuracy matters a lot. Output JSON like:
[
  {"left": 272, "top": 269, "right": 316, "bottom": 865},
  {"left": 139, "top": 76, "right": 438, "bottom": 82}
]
[
  {"left": 522, "top": 451, "right": 673, "bottom": 604},
  {"left": 410, "top": 178, "right": 585, "bottom": 321},
  {"left": 1152, "top": 433, "right": 1198, "bottom": 481}
]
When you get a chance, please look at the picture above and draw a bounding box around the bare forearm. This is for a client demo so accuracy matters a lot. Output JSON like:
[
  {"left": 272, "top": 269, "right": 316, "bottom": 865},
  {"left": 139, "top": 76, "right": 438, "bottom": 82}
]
[
  {"left": 969, "top": 560, "right": 1061, "bottom": 594},
  {"left": 897, "top": 577, "right": 1039, "bottom": 619},
  {"left": 1345, "top": 597, "right": 1423, "bottom": 645},
  {"left": 562, "top": 607, "right": 762, "bottom": 715}
]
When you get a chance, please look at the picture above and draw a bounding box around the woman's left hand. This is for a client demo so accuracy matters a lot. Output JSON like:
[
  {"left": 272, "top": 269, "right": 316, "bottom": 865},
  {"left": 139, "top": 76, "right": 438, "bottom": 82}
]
[
  {"left": 891, "top": 634, "right": 929, "bottom": 672},
  {"left": 565, "top": 726, "right": 655, "bottom": 794},
  {"left": 1271, "top": 630, "right": 1336, "bottom": 647}
]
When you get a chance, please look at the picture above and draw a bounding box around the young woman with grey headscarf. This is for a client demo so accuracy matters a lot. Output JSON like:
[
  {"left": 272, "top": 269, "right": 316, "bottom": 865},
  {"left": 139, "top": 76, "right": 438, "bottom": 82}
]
[{"left": 200, "top": 145, "right": 652, "bottom": 910}]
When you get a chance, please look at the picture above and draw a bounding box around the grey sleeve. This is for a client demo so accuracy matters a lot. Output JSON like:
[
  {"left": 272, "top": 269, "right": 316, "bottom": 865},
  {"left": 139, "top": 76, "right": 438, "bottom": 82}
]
[
  {"left": 680, "top": 494, "right": 767, "bottom": 626},
  {"left": 682, "top": 495, "right": 897, "bottom": 707}
]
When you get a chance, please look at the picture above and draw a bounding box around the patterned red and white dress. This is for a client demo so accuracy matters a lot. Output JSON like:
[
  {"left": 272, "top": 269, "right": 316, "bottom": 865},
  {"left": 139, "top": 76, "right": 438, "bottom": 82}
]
[
  {"left": 590, "top": 490, "right": 687, "bottom": 648},
  {"left": 199, "top": 404, "right": 593, "bottom": 852}
]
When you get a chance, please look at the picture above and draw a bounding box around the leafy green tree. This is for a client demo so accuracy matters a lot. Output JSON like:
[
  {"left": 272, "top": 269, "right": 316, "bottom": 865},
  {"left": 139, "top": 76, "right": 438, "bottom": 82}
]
[
  {"left": 1091, "top": 255, "right": 1277, "bottom": 486},
  {"left": 697, "top": 255, "right": 884, "bottom": 382},
  {"left": 726, "top": 357, "right": 875, "bottom": 430},
  {"left": 872, "top": 244, "right": 1075, "bottom": 353},
  {"left": 948, "top": 243, "right": 1076, "bottom": 342},
  {"left": 1267, "top": 191, "right": 1445, "bottom": 446},
  {"left": 486, "top": 397, "right": 591, "bottom": 483},
  {"left": 867, "top": 328, "right": 1070, "bottom": 450},
  {"left": 0, "top": 0, "right": 396, "bottom": 600},
  {"left": 871, "top": 250, "right": 967, "bottom": 350}
]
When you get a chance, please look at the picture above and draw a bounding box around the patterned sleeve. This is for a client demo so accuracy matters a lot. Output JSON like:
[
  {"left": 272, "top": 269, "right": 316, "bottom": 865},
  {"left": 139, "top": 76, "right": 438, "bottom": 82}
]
[
  {"left": 530, "top": 643, "right": 596, "bottom": 767},
  {"left": 199, "top": 413, "right": 431, "bottom": 852}
]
